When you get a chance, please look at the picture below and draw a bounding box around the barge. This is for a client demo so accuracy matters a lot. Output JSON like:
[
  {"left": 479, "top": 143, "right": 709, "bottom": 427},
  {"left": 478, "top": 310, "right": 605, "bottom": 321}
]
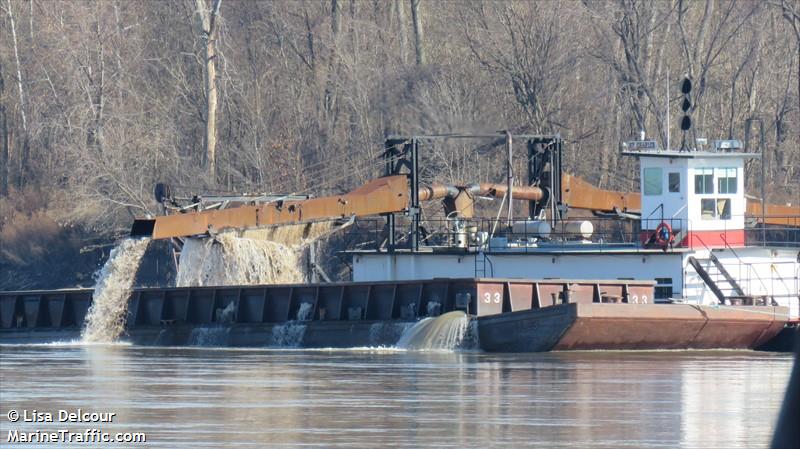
[
  {"left": 0, "top": 278, "right": 787, "bottom": 351},
  {"left": 1, "top": 132, "right": 798, "bottom": 351}
]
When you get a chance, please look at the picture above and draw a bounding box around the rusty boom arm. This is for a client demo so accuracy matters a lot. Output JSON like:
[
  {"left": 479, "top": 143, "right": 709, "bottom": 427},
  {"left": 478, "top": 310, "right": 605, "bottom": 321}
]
[
  {"left": 561, "top": 173, "right": 799, "bottom": 225},
  {"left": 131, "top": 175, "right": 551, "bottom": 240},
  {"left": 131, "top": 170, "right": 797, "bottom": 240},
  {"left": 131, "top": 175, "right": 410, "bottom": 240}
]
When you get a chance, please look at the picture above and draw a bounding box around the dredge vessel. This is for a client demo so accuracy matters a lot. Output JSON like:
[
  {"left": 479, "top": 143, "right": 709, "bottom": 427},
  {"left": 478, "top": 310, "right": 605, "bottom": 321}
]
[{"left": 1, "top": 133, "right": 798, "bottom": 351}]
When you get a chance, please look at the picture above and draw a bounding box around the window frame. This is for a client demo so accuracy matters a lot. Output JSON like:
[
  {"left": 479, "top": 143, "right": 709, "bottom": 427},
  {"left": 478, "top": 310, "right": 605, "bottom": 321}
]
[
  {"left": 643, "top": 167, "right": 663, "bottom": 196},
  {"left": 717, "top": 167, "right": 737, "bottom": 194},
  {"left": 717, "top": 198, "right": 732, "bottom": 220},
  {"left": 699, "top": 197, "right": 732, "bottom": 220},
  {"left": 694, "top": 168, "right": 714, "bottom": 194},
  {"left": 700, "top": 198, "right": 716, "bottom": 220},
  {"left": 668, "top": 172, "right": 680, "bottom": 193}
]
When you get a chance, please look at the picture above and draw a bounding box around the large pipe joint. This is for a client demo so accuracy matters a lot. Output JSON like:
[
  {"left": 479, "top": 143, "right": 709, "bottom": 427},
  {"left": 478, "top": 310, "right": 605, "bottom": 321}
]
[{"left": 418, "top": 184, "right": 458, "bottom": 202}]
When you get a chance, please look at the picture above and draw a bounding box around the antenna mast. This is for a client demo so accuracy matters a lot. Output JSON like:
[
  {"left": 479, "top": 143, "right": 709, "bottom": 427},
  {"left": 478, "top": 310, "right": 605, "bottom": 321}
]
[{"left": 666, "top": 69, "right": 670, "bottom": 151}]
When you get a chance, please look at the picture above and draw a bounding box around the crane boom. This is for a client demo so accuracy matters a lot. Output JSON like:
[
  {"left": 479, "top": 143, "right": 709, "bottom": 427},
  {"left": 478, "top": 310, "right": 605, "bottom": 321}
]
[
  {"left": 130, "top": 170, "right": 797, "bottom": 240},
  {"left": 131, "top": 175, "right": 410, "bottom": 240},
  {"left": 561, "top": 173, "right": 799, "bottom": 226}
]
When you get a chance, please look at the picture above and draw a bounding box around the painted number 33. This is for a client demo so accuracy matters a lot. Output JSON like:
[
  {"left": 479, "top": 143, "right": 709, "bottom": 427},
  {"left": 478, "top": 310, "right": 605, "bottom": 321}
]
[{"left": 483, "top": 292, "right": 501, "bottom": 304}]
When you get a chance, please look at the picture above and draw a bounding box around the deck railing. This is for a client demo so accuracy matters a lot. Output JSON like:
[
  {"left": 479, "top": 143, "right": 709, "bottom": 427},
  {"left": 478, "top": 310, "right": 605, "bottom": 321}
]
[{"left": 343, "top": 214, "right": 800, "bottom": 252}]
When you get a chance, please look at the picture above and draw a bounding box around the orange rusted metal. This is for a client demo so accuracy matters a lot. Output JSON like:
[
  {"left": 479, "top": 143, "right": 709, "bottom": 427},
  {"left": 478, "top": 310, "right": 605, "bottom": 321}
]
[
  {"left": 134, "top": 177, "right": 550, "bottom": 239},
  {"left": 136, "top": 175, "right": 410, "bottom": 239},
  {"left": 552, "top": 303, "right": 787, "bottom": 350},
  {"left": 418, "top": 184, "right": 455, "bottom": 202},
  {"left": 132, "top": 171, "right": 797, "bottom": 240},
  {"left": 561, "top": 173, "right": 798, "bottom": 226},
  {"left": 475, "top": 183, "right": 544, "bottom": 201},
  {"left": 561, "top": 173, "right": 641, "bottom": 213},
  {"left": 418, "top": 183, "right": 544, "bottom": 202},
  {"left": 745, "top": 200, "right": 800, "bottom": 226},
  {"left": 419, "top": 183, "right": 543, "bottom": 218}
]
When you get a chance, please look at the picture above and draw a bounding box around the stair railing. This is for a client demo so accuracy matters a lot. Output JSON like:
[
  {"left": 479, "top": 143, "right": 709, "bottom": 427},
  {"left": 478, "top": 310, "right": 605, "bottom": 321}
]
[{"left": 719, "top": 233, "right": 769, "bottom": 299}]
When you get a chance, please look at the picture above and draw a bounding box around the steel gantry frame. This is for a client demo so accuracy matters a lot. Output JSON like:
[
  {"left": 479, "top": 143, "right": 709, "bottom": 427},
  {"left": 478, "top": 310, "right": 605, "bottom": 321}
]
[{"left": 383, "top": 133, "right": 565, "bottom": 252}]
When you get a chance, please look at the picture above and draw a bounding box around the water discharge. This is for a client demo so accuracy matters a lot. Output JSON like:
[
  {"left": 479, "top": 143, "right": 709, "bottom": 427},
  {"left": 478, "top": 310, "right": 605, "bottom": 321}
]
[
  {"left": 270, "top": 303, "right": 313, "bottom": 347},
  {"left": 241, "top": 221, "right": 337, "bottom": 246},
  {"left": 82, "top": 238, "right": 150, "bottom": 343},
  {"left": 175, "top": 221, "right": 343, "bottom": 287},
  {"left": 396, "top": 311, "right": 471, "bottom": 351},
  {"left": 176, "top": 232, "right": 303, "bottom": 287}
]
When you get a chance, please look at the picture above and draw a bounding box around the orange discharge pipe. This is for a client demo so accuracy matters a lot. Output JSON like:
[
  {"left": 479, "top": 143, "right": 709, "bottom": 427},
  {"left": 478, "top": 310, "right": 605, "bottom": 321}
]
[
  {"left": 133, "top": 177, "right": 546, "bottom": 239},
  {"left": 474, "top": 183, "right": 543, "bottom": 201},
  {"left": 561, "top": 173, "right": 799, "bottom": 226},
  {"left": 130, "top": 172, "right": 798, "bottom": 241},
  {"left": 131, "top": 175, "right": 410, "bottom": 240},
  {"left": 418, "top": 183, "right": 543, "bottom": 201}
]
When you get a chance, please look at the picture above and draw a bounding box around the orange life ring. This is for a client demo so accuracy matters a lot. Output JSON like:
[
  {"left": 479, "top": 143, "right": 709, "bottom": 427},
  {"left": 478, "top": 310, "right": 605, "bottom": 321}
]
[{"left": 654, "top": 222, "right": 674, "bottom": 245}]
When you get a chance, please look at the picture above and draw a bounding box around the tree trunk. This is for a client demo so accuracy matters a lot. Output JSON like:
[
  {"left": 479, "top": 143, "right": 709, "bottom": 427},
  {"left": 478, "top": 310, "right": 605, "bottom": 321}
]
[
  {"left": 6, "top": 0, "right": 29, "bottom": 187},
  {"left": 395, "top": 0, "right": 408, "bottom": 64},
  {"left": 324, "top": 0, "right": 341, "bottom": 116},
  {"left": 87, "top": 37, "right": 106, "bottom": 153},
  {"left": 410, "top": 0, "right": 425, "bottom": 65},
  {"left": 204, "top": 25, "right": 218, "bottom": 178},
  {"left": 0, "top": 63, "right": 8, "bottom": 196},
  {"left": 194, "top": 0, "right": 222, "bottom": 179}
]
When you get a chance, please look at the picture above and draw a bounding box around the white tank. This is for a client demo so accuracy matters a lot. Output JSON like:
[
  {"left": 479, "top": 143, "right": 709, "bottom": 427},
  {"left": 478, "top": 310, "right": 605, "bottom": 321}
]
[
  {"left": 512, "top": 220, "right": 552, "bottom": 238},
  {"left": 564, "top": 221, "right": 594, "bottom": 239}
]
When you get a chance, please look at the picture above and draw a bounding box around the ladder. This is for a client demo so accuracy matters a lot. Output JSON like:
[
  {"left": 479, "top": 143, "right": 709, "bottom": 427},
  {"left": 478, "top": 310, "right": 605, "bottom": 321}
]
[
  {"left": 709, "top": 253, "right": 746, "bottom": 296},
  {"left": 474, "top": 251, "right": 488, "bottom": 278},
  {"left": 687, "top": 256, "right": 727, "bottom": 304},
  {"left": 688, "top": 255, "right": 755, "bottom": 304}
]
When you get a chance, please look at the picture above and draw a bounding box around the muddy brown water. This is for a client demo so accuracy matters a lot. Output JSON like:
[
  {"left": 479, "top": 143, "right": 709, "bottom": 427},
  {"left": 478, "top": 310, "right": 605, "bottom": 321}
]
[{"left": 0, "top": 345, "right": 792, "bottom": 448}]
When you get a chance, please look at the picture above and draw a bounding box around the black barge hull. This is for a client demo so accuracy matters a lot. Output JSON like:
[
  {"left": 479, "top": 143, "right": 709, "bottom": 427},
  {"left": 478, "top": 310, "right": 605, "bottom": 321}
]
[{"left": 0, "top": 278, "right": 789, "bottom": 351}]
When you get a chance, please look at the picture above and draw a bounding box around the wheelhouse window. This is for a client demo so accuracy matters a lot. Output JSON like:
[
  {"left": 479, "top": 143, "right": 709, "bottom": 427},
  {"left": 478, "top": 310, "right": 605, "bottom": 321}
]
[
  {"left": 701, "top": 198, "right": 715, "bottom": 220},
  {"left": 700, "top": 198, "right": 732, "bottom": 220},
  {"left": 694, "top": 168, "right": 714, "bottom": 194},
  {"left": 717, "top": 168, "right": 737, "bottom": 194},
  {"left": 643, "top": 167, "right": 663, "bottom": 195},
  {"left": 717, "top": 198, "right": 731, "bottom": 219},
  {"left": 668, "top": 172, "right": 680, "bottom": 193}
]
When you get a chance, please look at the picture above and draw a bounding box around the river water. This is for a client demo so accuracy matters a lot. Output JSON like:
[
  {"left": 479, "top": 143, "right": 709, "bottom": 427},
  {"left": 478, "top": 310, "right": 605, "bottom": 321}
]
[{"left": 0, "top": 345, "right": 792, "bottom": 448}]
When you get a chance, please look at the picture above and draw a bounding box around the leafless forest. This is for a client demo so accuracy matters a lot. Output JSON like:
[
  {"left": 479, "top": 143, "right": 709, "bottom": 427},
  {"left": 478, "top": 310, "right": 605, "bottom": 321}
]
[{"left": 1, "top": 0, "right": 798, "bottom": 289}]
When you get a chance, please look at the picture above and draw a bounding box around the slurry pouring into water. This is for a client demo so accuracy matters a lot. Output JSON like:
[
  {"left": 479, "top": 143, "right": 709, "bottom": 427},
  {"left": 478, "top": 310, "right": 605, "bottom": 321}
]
[
  {"left": 396, "top": 311, "right": 471, "bottom": 351},
  {"left": 175, "top": 222, "right": 340, "bottom": 287},
  {"left": 270, "top": 303, "right": 313, "bottom": 347},
  {"left": 81, "top": 238, "right": 150, "bottom": 343},
  {"left": 176, "top": 232, "right": 303, "bottom": 287}
]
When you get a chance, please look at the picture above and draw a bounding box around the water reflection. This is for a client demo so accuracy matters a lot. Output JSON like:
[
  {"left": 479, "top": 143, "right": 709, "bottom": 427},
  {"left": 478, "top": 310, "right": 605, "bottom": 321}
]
[{"left": 0, "top": 346, "right": 791, "bottom": 448}]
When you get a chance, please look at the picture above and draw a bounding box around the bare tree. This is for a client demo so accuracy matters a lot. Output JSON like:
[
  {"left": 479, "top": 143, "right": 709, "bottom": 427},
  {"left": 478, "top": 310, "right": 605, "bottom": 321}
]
[
  {"left": 410, "top": 0, "right": 425, "bottom": 65},
  {"left": 323, "top": 0, "right": 341, "bottom": 119},
  {"left": 772, "top": 0, "right": 800, "bottom": 134},
  {"left": 2, "top": 0, "right": 28, "bottom": 187},
  {"left": 194, "top": 0, "right": 222, "bottom": 179},
  {"left": 676, "top": 0, "right": 760, "bottom": 117},
  {"left": 461, "top": 2, "right": 573, "bottom": 132},
  {"left": 0, "top": 59, "right": 8, "bottom": 196},
  {"left": 604, "top": 0, "right": 668, "bottom": 145},
  {"left": 395, "top": 0, "right": 408, "bottom": 64}
]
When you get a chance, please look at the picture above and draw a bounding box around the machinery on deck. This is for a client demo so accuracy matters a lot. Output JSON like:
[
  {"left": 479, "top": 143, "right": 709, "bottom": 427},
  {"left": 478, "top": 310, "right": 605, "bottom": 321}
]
[{"left": 131, "top": 133, "right": 797, "bottom": 244}]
